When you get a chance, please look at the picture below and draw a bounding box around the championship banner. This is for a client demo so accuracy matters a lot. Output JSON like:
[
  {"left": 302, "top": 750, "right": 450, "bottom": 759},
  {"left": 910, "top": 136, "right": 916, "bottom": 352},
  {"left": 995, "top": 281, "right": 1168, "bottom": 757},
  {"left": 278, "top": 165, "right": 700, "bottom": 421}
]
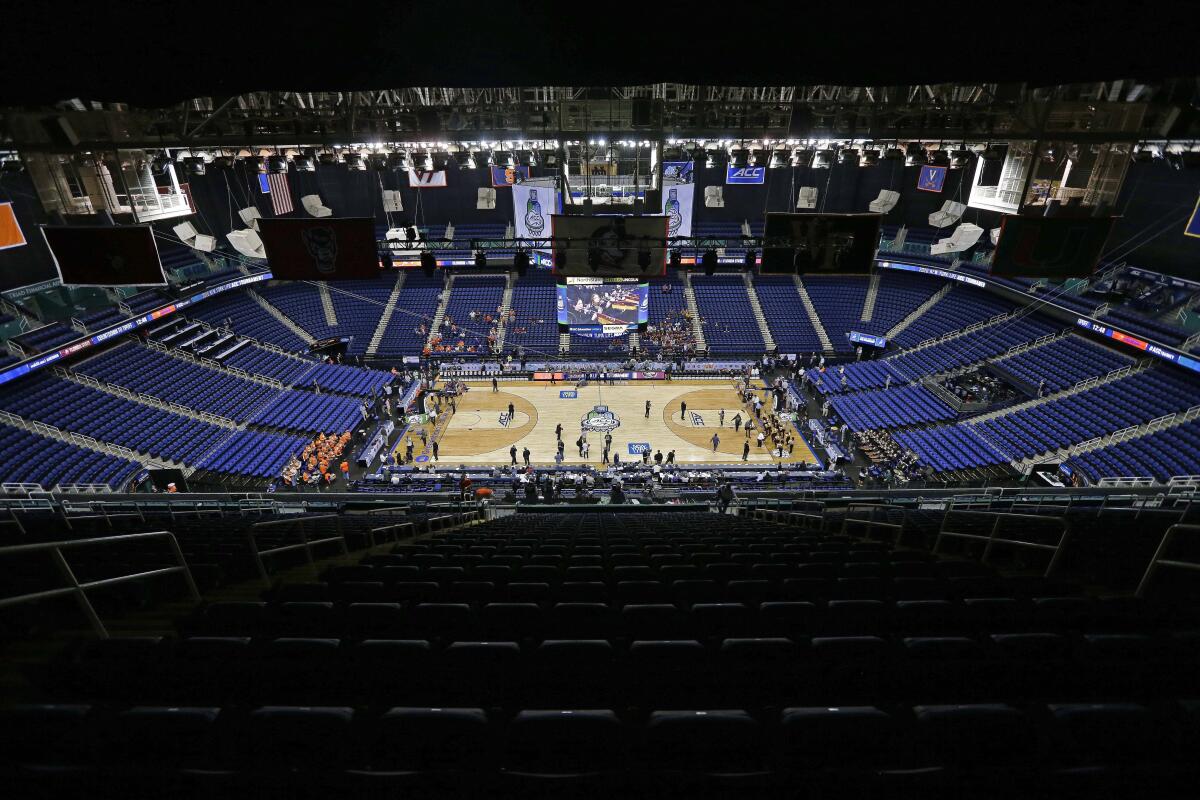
[
  {"left": 662, "top": 182, "right": 694, "bottom": 239},
  {"left": 0, "top": 202, "right": 27, "bottom": 250},
  {"left": 490, "top": 165, "right": 531, "bottom": 187},
  {"left": 580, "top": 162, "right": 618, "bottom": 177},
  {"left": 513, "top": 183, "right": 552, "bottom": 241},
  {"left": 407, "top": 170, "right": 448, "bottom": 188}
]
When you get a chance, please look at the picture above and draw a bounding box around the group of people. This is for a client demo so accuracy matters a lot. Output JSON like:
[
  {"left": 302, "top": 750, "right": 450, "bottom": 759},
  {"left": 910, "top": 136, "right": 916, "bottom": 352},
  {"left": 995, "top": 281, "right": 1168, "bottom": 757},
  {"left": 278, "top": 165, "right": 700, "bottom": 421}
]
[
  {"left": 280, "top": 431, "right": 354, "bottom": 489},
  {"left": 642, "top": 309, "right": 695, "bottom": 354}
]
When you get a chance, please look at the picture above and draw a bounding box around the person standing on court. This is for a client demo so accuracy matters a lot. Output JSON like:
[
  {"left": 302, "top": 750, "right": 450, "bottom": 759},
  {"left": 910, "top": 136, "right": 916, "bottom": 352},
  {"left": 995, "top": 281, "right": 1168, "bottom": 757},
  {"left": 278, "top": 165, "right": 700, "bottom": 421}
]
[
  {"left": 602, "top": 443, "right": 610, "bottom": 464},
  {"left": 666, "top": 449, "right": 675, "bottom": 465},
  {"left": 710, "top": 431, "right": 720, "bottom": 451},
  {"left": 523, "top": 447, "right": 531, "bottom": 467},
  {"left": 654, "top": 450, "right": 663, "bottom": 465},
  {"left": 645, "top": 400, "right": 651, "bottom": 418},
  {"left": 581, "top": 439, "right": 590, "bottom": 460},
  {"left": 557, "top": 439, "right": 565, "bottom": 459},
  {"left": 576, "top": 434, "right": 584, "bottom": 457},
  {"left": 492, "top": 376, "right": 499, "bottom": 393},
  {"left": 432, "top": 440, "right": 439, "bottom": 461},
  {"left": 507, "top": 401, "right": 515, "bottom": 420},
  {"left": 510, "top": 445, "right": 518, "bottom": 465},
  {"left": 719, "top": 408, "right": 725, "bottom": 427},
  {"left": 681, "top": 400, "right": 687, "bottom": 420},
  {"left": 555, "top": 423, "right": 563, "bottom": 442},
  {"left": 733, "top": 413, "right": 742, "bottom": 433},
  {"left": 555, "top": 449, "right": 564, "bottom": 466},
  {"left": 742, "top": 441, "right": 750, "bottom": 461}
]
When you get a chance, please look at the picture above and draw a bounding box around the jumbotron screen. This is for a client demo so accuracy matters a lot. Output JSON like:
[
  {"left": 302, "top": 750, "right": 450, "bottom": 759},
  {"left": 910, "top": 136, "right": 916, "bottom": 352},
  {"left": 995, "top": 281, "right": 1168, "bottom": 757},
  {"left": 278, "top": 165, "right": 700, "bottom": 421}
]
[{"left": 556, "top": 277, "right": 649, "bottom": 328}]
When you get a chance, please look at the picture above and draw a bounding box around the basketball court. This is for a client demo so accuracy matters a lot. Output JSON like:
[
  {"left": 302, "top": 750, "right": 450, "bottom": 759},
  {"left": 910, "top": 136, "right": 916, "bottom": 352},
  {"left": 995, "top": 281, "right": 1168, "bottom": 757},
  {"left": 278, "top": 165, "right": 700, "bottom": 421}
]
[{"left": 412, "top": 380, "right": 820, "bottom": 466}]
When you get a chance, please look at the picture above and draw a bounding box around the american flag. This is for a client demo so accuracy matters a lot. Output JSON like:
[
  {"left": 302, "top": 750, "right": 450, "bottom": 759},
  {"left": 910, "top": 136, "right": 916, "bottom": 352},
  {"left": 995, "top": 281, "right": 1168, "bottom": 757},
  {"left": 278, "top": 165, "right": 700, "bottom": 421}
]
[{"left": 259, "top": 172, "right": 294, "bottom": 215}]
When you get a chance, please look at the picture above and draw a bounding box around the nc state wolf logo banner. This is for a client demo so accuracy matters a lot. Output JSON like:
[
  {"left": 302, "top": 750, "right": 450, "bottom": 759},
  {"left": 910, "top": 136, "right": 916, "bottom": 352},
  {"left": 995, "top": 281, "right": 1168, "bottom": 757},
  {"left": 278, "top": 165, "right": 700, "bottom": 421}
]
[{"left": 258, "top": 217, "right": 380, "bottom": 280}]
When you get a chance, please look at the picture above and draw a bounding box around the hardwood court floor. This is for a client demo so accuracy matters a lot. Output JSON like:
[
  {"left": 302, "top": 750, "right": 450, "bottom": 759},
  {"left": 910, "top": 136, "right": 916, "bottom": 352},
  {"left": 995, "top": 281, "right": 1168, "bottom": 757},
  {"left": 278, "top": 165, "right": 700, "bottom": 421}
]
[{"left": 430, "top": 380, "right": 820, "bottom": 467}]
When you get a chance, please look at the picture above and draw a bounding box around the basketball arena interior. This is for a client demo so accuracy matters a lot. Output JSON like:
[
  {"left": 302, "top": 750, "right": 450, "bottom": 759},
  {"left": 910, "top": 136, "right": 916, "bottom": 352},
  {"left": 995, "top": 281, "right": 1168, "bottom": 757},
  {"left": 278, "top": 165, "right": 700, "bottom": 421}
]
[{"left": 1, "top": 9, "right": 1199, "bottom": 796}]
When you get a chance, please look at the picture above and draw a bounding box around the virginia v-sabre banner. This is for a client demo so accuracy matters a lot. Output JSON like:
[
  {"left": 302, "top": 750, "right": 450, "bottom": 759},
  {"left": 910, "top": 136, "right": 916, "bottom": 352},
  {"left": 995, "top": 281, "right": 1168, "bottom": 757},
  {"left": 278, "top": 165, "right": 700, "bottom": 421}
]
[{"left": 661, "top": 182, "right": 694, "bottom": 239}]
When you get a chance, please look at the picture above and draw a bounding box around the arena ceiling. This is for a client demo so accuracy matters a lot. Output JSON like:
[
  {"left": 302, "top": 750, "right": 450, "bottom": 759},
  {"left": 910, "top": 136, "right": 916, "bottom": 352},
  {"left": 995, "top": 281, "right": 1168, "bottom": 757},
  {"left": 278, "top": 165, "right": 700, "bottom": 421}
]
[{"left": 4, "top": 1, "right": 1198, "bottom": 108}]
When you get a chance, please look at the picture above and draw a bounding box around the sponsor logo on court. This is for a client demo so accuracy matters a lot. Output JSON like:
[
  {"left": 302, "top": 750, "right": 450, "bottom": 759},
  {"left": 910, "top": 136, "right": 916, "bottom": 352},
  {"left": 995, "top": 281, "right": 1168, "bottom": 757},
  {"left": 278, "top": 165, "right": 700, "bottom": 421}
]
[
  {"left": 627, "top": 442, "right": 651, "bottom": 455},
  {"left": 581, "top": 404, "right": 621, "bottom": 433},
  {"left": 689, "top": 411, "right": 705, "bottom": 426},
  {"left": 559, "top": 390, "right": 578, "bottom": 398},
  {"left": 777, "top": 412, "right": 796, "bottom": 422},
  {"left": 499, "top": 412, "right": 512, "bottom": 427},
  {"left": 415, "top": 455, "right": 430, "bottom": 463}
]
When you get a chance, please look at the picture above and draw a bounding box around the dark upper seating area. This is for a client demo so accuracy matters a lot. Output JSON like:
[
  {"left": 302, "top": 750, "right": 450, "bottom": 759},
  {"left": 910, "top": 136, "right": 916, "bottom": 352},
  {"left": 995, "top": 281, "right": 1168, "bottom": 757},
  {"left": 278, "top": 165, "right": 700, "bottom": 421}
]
[{"left": 4, "top": 507, "right": 1197, "bottom": 798}]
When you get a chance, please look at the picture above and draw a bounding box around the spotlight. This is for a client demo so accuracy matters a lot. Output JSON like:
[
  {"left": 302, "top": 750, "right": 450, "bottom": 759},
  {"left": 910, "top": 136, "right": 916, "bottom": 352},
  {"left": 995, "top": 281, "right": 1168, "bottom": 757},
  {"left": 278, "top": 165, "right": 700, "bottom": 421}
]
[
  {"left": 980, "top": 144, "right": 1006, "bottom": 161},
  {"left": 669, "top": 249, "right": 682, "bottom": 267},
  {"left": 420, "top": 251, "right": 437, "bottom": 277},
  {"left": 318, "top": 153, "right": 338, "bottom": 166},
  {"left": 768, "top": 150, "right": 791, "bottom": 169},
  {"left": 431, "top": 151, "right": 451, "bottom": 171},
  {"left": 266, "top": 155, "right": 288, "bottom": 174},
  {"left": 838, "top": 149, "right": 860, "bottom": 166},
  {"left": 882, "top": 147, "right": 905, "bottom": 161},
  {"left": 861, "top": 149, "right": 881, "bottom": 166},
  {"left": 701, "top": 248, "right": 717, "bottom": 276},
  {"left": 791, "top": 149, "right": 814, "bottom": 167},
  {"left": 729, "top": 148, "right": 750, "bottom": 167},
  {"left": 293, "top": 155, "right": 315, "bottom": 172},
  {"left": 455, "top": 151, "right": 477, "bottom": 170},
  {"left": 949, "top": 149, "right": 972, "bottom": 169},
  {"left": 905, "top": 143, "right": 928, "bottom": 166},
  {"left": 928, "top": 150, "right": 951, "bottom": 167},
  {"left": 243, "top": 156, "right": 265, "bottom": 173},
  {"left": 387, "top": 152, "right": 410, "bottom": 170},
  {"left": 813, "top": 150, "right": 836, "bottom": 169},
  {"left": 1, "top": 159, "right": 24, "bottom": 174},
  {"left": 475, "top": 250, "right": 488, "bottom": 268},
  {"left": 1131, "top": 148, "right": 1157, "bottom": 163},
  {"left": 183, "top": 156, "right": 207, "bottom": 176},
  {"left": 491, "top": 150, "right": 515, "bottom": 167},
  {"left": 344, "top": 153, "right": 366, "bottom": 170},
  {"left": 411, "top": 152, "right": 432, "bottom": 171}
]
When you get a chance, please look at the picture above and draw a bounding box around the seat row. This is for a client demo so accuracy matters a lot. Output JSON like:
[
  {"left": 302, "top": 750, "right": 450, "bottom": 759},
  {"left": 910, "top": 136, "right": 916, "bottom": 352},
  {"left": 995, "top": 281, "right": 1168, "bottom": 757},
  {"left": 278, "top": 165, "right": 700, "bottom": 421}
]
[
  {"left": 8, "top": 701, "right": 1197, "bottom": 798},
  {"left": 182, "top": 596, "right": 1192, "bottom": 639}
]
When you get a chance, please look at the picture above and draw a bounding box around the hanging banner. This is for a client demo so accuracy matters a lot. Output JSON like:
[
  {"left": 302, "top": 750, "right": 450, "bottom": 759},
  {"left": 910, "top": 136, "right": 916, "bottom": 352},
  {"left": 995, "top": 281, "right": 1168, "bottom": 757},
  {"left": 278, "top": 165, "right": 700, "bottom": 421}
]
[
  {"left": 662, "top": 161, "right": 694, "bottom": 182},
  {"left": 661, "top": 182, "right": 695, "bottom": 239},
  {"left": 0, "top": 202, "right": 27, "bottom": 250},
  {"left": 917, "top": 165, "right": 947, "bottom": 192},
  {"left": 490, "top": 165, "right": 531, "bottom": 187},
  {"left": 725, "top": 165, "right": 766, "bottom": 185},
  {"left": 407, "top": 170, "right": 448, "bottom": 188},
  {"left": 513, "top": 183, "right": 555, "bottom": 241}
]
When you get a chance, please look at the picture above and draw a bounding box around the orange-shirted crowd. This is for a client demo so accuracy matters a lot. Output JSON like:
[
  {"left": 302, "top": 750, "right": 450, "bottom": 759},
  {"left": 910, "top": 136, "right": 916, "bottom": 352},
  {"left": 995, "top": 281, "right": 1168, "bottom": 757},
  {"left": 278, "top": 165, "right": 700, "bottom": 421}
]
[{"left": 281, "top": 431, "right": 353, "bottom": 488}]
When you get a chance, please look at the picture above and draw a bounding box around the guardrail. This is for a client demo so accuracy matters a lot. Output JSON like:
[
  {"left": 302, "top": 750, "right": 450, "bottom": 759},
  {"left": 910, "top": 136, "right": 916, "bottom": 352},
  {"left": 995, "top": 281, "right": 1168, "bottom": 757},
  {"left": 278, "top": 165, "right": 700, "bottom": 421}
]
[
  {"left": 0, "top": 531, "right": 200, "bottom": 638},
  {"left": 933, "top": 510, "right": 1071, "bottom": 577},
  {"left": 839, "top": 502, "right": 910, "bottom": 546},
  {"left": 247, "top": 513, "right": 348, "bottom": 586},
  {"left": 1136, "top": 523, "right": 1200, "bottom": 597}
]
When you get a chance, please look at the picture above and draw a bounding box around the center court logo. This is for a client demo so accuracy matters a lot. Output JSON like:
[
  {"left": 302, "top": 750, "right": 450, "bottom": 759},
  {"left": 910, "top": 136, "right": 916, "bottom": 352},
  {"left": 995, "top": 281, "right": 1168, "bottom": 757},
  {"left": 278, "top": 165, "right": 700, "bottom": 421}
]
[
  {"left": 689, "top": 411, "right": 705, "bottom": 426},
  {"left": 581, "top": 404, "right": 621, "bottom": 433}
]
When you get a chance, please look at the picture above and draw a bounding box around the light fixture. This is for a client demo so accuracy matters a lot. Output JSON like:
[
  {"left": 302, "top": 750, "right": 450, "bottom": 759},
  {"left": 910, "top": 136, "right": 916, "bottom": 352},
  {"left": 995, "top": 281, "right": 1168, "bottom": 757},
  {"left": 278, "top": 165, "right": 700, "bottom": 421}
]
[
  {"left": 905, "top": 143, "right": 928, "bottom": 166},
  {"left": 343, "top": 153, "right": 366, "bottom": 170},
  {"left": 861, "top": 149, "right": 881, "bottom": 166},
  {"left": 183, "top": 156, "right": 207, "bottom": 176},
  {"left": 813, "top": 149, "right": 836, "bottom": 169},
  {"left": 882, "top": 147, "right": 905, "bottom": 161},
  {"left": 387, "top": 152, "right": 410, "bottom": 170},
  {"left": 838, "top": 149, "right": 860, "bottom": 166},
  {"left": 293, "top": 155, "right": 315, "bottom": 172},
  {"left": 949, "top": 149, "right": 972, "bottom": 169},
  {"left": 768, "top": 150, "right": 790, "bottom": 169},
  {"left": 791, "top": 149, "right": 814, "bottom": 167},
  {"left": 928, "top": 149, "right": 951, "bottom": 167},
  {"left": 266, "top": 155, "right": 288, "bottom": 174},
  {"left": 729, "top": 147, "right": 750, "bottom": 168}
]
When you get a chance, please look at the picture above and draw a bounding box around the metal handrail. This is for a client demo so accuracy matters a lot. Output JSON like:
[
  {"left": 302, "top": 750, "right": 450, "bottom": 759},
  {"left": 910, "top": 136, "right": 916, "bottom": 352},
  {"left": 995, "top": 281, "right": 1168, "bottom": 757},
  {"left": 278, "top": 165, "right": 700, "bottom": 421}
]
[
  {"left": 247, "top": 513, "right": 347, "bottom": 586},
  {"left": 0, "top": 530, "right": 200, "bottom": 638},
  {"left": 840, "top": 502, "right": 908, "bottom": 546},
  {"left": 1136, "top": 523, "right": 1200, "bottom": 598},
  {"left": 934, "top": 509, "right": 1071, "bottom": 577}
]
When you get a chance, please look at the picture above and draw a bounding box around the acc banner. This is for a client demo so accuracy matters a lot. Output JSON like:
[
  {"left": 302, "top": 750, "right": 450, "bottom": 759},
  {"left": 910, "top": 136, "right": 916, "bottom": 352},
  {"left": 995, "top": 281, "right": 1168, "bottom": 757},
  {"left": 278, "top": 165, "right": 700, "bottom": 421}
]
[
  {"left": 513, "top": 183, "right": 553, "bottom": 240},
  {"left": 726, "top": 165, "right": 766, "bottom": 185},
  {"left": 0, "top": 202, "right": 27, "bottom": 250},
  {"left": 407, "top": 170, "right": 448, "bottom": 188},
  {"left": 490, "top": 165, "right": 531, "bottom": 187},
  {"left": 661, "top": 182, "right": 694, "bottom": 239},
  {"left": 917, "top": 165, "right": 947, "bottom": 192}
]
